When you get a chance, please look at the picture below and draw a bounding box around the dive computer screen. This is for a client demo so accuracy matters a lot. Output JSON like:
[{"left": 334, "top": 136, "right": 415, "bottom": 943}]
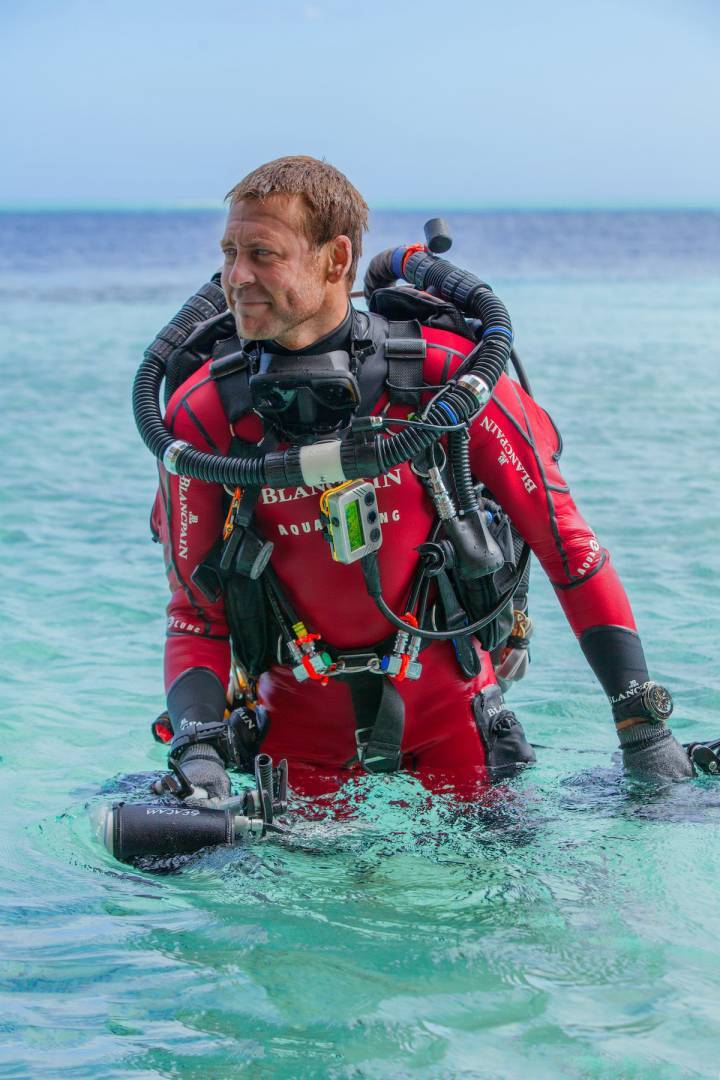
[{"left": 345, "top": 499, "right": 365, "bottom": 552}]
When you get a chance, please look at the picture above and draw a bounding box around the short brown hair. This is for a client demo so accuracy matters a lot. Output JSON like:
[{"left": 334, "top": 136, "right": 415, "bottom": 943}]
[{"left": 226, "top": 156, "right": 368, "bottom": 287}]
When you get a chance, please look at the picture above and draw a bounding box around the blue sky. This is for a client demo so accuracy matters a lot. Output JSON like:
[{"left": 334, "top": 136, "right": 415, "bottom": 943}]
[{"left": 2, "top": 0, "right": 718, "bottom": 207}]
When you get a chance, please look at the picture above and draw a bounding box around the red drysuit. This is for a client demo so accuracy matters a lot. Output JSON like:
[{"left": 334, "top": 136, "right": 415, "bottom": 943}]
[{"left": 151, "top": 321, "right": 637, "bottom": 772}]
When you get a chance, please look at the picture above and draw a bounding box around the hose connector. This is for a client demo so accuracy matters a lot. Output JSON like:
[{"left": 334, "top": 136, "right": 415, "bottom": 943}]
[
  {"left": 163, "top": 440, "right": 191, "bottom": 475},
  {"left": 457, "top": 373, "right": 492, "bottom": 410},
  {"left": 426, "top": 465, "right": 456, "bottom": 521}
]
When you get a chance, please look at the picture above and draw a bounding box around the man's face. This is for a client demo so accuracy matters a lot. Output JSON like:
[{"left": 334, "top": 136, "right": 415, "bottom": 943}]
[{"left": 220, "top": 194, "right": 330, "bottom": 343}]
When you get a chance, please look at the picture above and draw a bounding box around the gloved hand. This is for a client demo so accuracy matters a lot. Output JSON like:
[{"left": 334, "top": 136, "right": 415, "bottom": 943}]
[
  {"left": 494, "top": 612, "right": 532, "bottom": 693},
  {"left": 175, "top": 743, "right": 231, "bottom": 802},
  {"left": 162, "top": 668, "right": 232, "bottom": 802},
  {"left": 619, "top": 723, "right": 693, "bottom": 780}
]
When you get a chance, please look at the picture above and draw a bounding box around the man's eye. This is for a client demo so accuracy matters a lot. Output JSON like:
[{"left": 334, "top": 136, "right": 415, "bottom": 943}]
[
  {"left": 254, "top": 248, "right": 273, "bottom": 257},
  {"left": 222, "top": 247, "right": 236, "bottom": 259}
]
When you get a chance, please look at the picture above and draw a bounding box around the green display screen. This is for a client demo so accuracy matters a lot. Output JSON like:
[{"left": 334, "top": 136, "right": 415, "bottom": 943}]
[{"left": 345, "top": 499, "right": 365, "bottom": 552}]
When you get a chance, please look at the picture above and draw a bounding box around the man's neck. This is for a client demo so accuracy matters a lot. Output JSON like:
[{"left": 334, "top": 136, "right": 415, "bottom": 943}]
[{"left": 270, "top": 304, "right": 352, "bottom": 354}]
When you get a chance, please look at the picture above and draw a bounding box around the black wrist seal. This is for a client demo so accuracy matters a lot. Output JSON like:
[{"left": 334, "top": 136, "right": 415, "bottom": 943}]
[{"left": 166, "top": 667, "right": 226, "bottom": 733}]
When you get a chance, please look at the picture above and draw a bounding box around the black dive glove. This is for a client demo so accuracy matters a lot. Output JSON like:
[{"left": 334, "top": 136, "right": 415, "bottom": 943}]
[
  {"left": 619, "top": 724, "right": 693, "bottom": 780},
  {"left": 174, "top": 742, "right": 231, "bottom": 802},
  {"left": 614, "top": 682, "right": 692, "bottom": 780},
  {"left": 156, "top": 668, "right": 271, "bottom": 802},
  {"left": 164, "top": 668, "right": 232, "bottom": 802}
]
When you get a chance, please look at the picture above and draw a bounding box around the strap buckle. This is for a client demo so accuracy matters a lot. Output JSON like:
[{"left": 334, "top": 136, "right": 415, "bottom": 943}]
[
  {"left": 155, "top": 755, "right": 195, "bottom": 799},
  {"left": 354, "top": 727, "right": 402, "bottom": 772},
  {"left": 334, "top": 652, "right": 383, "bottom": 676},
  {"left": 384, "top": 337, "right": 427, "bottom": 359}
]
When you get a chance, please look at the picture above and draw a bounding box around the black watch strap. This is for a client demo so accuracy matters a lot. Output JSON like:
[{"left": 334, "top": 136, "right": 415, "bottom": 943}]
[{"left": 613, "top": 681, "right": 673, "bottom": 726}]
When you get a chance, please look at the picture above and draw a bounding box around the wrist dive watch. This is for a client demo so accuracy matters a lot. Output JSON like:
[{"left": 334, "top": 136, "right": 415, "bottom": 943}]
[{"left": 614, "top": 681, "right": 674, "bottom": 727}]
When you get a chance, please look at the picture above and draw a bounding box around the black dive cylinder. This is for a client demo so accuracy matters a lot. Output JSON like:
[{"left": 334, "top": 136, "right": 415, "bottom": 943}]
[{"left": 105, "top": 802, "right": 235, "bottom": 861}]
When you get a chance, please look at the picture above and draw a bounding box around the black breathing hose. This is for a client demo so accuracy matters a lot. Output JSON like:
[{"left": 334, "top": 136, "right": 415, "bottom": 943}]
[
  {"left": 362, "top": 545, "right": 531, "bottom": 642},
  {"left": 132, "top": 251, "right": 513, "bottom": 491},
  {"left": 361, "top": 247, "right": 530, "bottom": 639},
  {"left": 448, "top": 430, "right": 478, "bottom": 514},
  {"left": 363, "top": 248, "right": 534, "bottom": 397},
  {"left": 132, "top": 278, "right": 228, "bottom": 462}
]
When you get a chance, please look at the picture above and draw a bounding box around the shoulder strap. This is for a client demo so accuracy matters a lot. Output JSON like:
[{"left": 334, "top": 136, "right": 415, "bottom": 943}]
[
  {"left": 207, "top": 311, "right": 430, "bottom": 424},
  {"left": 352, "top": 309, "right": 389, "bottom": 415},
  {"left": 209, "top": 340, "right": 254, "bottom": 423},
  {"left": 164, "top": 312, "right": 236, "bottom": 406},
  {"left": 385, "top": 320, "right": 427, "bottom": 408}
]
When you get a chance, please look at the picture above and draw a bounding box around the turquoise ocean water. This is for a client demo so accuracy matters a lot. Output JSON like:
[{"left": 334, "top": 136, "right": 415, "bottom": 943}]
[{"left": 1, "top": 209, "right": 719, "bottom": 1078}]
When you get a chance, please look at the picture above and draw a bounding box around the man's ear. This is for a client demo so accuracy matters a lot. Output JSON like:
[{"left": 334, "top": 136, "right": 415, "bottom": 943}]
[{"left": 326, "top": 235, "right": 353, "bottom": 285}]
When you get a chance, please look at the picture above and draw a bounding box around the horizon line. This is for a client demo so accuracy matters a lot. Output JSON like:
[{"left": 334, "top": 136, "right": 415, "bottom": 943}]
[{"left": 0, "top": 200, "right": 719, "bottom": 214}]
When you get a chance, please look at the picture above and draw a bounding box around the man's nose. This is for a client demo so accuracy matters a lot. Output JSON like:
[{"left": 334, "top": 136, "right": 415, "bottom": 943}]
[{"left": 225, "top": 251, "right": 255, "bottom": 290}]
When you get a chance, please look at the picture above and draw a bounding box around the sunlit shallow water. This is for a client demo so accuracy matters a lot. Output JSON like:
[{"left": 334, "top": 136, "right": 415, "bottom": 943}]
[{"left": 1, "top": 210, "right": 719, "bottom": 1078}]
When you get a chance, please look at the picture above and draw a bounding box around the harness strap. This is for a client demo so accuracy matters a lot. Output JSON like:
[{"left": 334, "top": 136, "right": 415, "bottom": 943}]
[
  {"left": 340, "top": 671, "right": 405, "bottom": 773},
  {"left": 234, "top": 431, "right": 278, "bottom": 528},
  {"left": 385, "top": 320, "right": 427, "bottom": 408},
  {"left": 209, "top": 346, "right": 253, "bottom": 423},
  {"left": 434, "top": 569, "right": 483, "bottom": 679}
]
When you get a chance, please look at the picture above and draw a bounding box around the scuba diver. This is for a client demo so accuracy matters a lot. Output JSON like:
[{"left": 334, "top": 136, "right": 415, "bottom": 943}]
[{"left": 135, "top": 154, "right": 695, "bottom": 814}]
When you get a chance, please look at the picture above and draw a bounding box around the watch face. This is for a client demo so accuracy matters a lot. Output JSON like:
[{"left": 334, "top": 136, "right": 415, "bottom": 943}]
[{"left": 645, "top": 683, "right": 673, "bottom": 721}]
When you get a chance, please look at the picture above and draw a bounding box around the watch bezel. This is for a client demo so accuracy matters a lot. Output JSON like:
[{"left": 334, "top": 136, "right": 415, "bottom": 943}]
[{"left": 642, "top": 682, "right": 673, "bottom": 722}]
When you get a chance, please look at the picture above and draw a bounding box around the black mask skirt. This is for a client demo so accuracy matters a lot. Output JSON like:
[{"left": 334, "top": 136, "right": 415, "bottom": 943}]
[{"left": 249, "top": 348, "right": 361, "bottom": 440}]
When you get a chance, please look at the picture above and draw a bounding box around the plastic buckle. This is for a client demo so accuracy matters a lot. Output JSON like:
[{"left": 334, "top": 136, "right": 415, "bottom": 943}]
[
  {"left": 364, "top": 751, "right": 402, "bottom": 772},
  {"left": 353, "top": 729, "right": 402, "bottom": 772},
  {"left": 354, "top": 726, "right": 372, "bottom": 765}
]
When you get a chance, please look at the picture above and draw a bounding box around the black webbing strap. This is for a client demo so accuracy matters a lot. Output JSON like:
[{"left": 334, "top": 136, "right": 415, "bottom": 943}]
[
  {"left": 210, "top": 347, "right": 253, "bottom": 423},
  {"left": 435, "top": 569, "right": 482, "bottom": 679},
  {"left": 340, "top": 671, "right": 405, "bottom": 773},
  {"left": 233, "top": 430, "right": 279, "bottom": 529},
  {"left": 385, "top": 320, "right": 427, "bottom": 407}
]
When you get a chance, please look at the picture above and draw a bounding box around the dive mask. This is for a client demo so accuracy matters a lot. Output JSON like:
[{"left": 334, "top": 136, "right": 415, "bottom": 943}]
[{"left": 250, "top": 349, "right": 361, "bottom": 439}]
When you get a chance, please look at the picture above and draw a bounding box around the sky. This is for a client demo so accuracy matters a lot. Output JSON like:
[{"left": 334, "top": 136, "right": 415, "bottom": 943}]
[{"left": 1, "top": 0, "right": 718, "bottom": 208}]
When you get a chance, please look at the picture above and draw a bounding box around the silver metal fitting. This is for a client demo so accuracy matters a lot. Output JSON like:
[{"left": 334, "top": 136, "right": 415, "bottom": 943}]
[
  {"left": 457, "top": 373, "right": 492, "bottom": 408},
  {"left": 426, "top": 466, "right": 456, "bottom": 521},
  {"left": 381, "top": 654, "right": 423, "bottom": 680},
  {"left": 382, "top": 655, "right": 403, "bottom": 677},
  {"left": 232, "top": 815, "right": 266, "bottom": 839},
  {"left": 407, "top": 635, "right": 422, "bottom": 663},
  {"left": 292, "top": 652, "right": 331, "bottom": 683},
  {"left": 163, "top": 439, "right": 190, "bottom": 475}
]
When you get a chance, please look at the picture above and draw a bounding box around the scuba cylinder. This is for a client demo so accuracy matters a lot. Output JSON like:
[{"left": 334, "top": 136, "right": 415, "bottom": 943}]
[{"left": 94, "top": 753, "right": 288, "bottom": 863}]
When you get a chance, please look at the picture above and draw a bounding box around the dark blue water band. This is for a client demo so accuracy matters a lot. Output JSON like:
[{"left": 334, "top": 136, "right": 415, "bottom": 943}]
[
  {"left": 436, "top": 401, "right": 459, "bottom": 425},
  {"left": 482, "top": 325, "right": 514, "bottom": 341}
]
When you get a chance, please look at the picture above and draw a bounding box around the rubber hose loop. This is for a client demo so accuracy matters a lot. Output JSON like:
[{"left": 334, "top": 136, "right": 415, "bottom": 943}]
[
  {"left": 133, "top": 268, "right": 512, "bottom": 489},
  {"left": 449, "top": 430, "right": 477, "bottom": 514}
]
